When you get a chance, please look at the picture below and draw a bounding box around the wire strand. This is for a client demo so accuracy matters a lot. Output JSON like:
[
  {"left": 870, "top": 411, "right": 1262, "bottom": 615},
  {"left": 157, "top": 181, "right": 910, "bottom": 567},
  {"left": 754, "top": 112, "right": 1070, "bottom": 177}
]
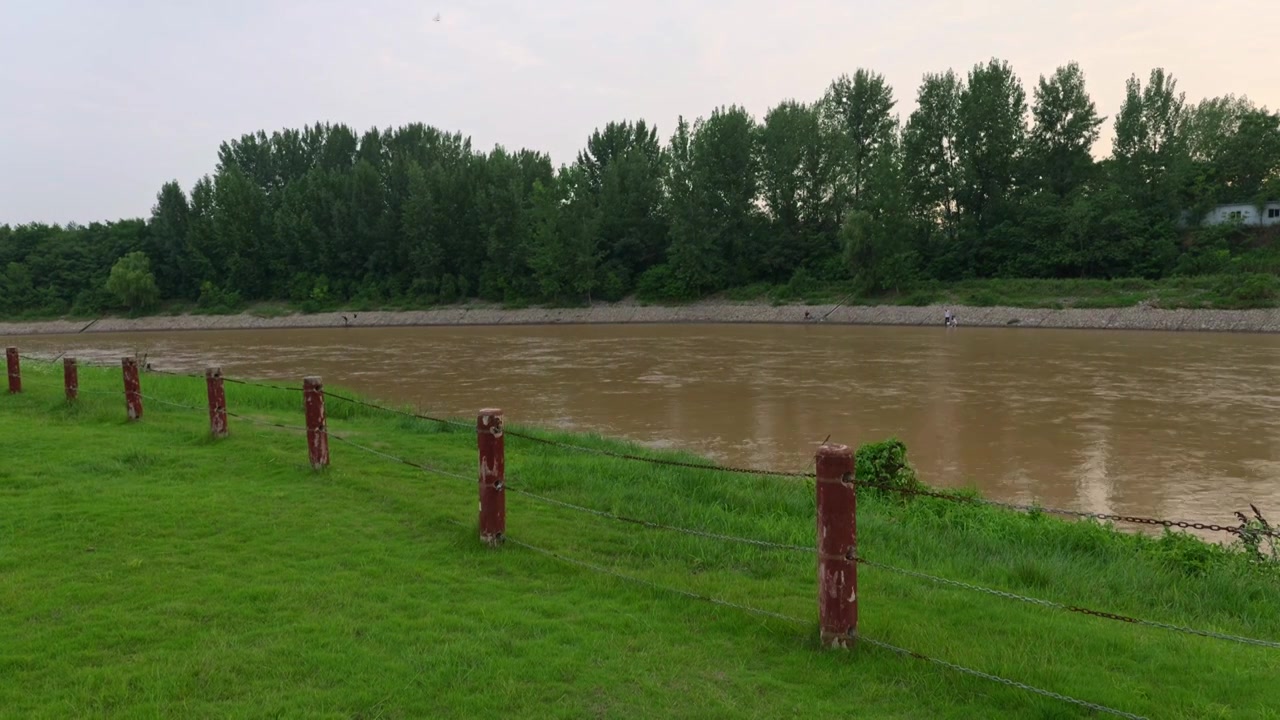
[
  {"left": 327, "top": 433, "right": 473, "bottom": 483},
  {"left": 322, "top": 390, "right": 472, "bottom": 429},
  {"left": 857, "top": 556, "right": 1280, "bottom": 649},
  {"left": 851, "top": 634, "right": 1150, "bottom": 720},
  {"left": 508, "top": 487, "right": 813, "bottom": 553},
  {"left": 504, "top": 535, "right": 804, "bottom": 624},
  {"left": 506, "top": 535, "right": 1148, "bottom": 720}
]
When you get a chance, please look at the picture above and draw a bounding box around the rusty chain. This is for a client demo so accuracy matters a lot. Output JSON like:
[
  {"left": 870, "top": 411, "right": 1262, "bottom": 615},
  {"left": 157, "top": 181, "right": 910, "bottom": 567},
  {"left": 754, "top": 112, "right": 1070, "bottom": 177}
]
[
  {"left": 322, "top": 390, "right": 473, "bottom": 429},
  {"left": 327, "top": 433, "right": 473, "bottom": 484},
  {"left": 507, "top": 487, "right": 813, "bottom": 553},
  {"left": 137, "top": 394, "right": 205, "bottom": 413},
  {"left": 144, "top": 366, "right": 306, "bottom": 393},
  {"left": 222, "top": 377, "right": 304, "bottom": 393},
  {"left": 322, "top": 389, "right": 816, "bottom": 477},
  {"left": 504, "top": 535, "right": 806, "bottom": 624},
  {"left": 224, "top": 411, "right": 311, "bottom": 434},
  {"left": 857, "top": 556, "right": 1280, "bottom": 649},
  {"left": 851, "top": 633, "right": 1150, "bottom": 720},
  {"left": 503, "top": 427, "right": 817, "bottom": 478},
  {"left": 857, "top": 481, "right": 1272, "bottom": 537}
]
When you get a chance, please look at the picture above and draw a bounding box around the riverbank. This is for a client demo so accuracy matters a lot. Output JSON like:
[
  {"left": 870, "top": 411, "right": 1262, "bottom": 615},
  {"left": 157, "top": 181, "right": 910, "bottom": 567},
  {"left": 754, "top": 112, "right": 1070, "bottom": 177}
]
[
  {"left": 4, "top": 299, "right": 1280, "bottom": 336},
  {"left": 2, "top": 362, "right": 1277, "bottom": 718}
]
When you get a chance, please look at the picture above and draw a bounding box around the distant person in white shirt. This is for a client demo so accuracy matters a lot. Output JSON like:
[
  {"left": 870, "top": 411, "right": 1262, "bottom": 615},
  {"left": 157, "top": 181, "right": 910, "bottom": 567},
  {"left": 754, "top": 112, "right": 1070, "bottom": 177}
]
[{"left": 944, "top": 309, "right": 956, "bottom": 327}]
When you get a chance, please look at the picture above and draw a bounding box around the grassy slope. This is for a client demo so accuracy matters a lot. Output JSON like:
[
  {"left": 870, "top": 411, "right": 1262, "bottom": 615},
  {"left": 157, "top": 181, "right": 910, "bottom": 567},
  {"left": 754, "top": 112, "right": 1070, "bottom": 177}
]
[{"left": 1, "top": 363, "right": 1278, "bottom": 719}]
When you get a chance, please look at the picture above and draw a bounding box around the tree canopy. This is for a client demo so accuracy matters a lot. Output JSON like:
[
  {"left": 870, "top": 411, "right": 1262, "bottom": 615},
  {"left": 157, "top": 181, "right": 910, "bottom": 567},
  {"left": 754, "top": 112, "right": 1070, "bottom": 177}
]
[{"left": 3, "top": 61, "right": 1279, "bottom": 316}]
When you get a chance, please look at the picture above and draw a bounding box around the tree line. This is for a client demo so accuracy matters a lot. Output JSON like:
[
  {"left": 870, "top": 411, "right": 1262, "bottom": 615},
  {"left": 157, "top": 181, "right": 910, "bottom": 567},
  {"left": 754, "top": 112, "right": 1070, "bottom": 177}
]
[{"left": 2, "top": 60, "right": 1279, "bottom": 315}]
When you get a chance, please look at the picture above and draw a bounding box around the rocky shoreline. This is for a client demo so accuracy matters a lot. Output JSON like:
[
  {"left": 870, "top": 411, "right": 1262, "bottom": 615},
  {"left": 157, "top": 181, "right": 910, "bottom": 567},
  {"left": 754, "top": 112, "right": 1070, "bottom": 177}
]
[{"left": 3, "top": 301, "right": 1280, "bottom": 336}]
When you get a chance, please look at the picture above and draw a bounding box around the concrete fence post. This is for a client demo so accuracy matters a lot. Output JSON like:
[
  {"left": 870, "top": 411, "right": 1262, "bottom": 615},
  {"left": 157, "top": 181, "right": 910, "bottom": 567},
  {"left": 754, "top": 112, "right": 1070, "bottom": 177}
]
[
  {"left": 122, "top": 357, "right": 143, "bottom": 421},
  {"left": 6, "top": 347, "right": 20, "bottom": 394},
  {"left": 816, "top": 443, "right": 856, "bottom": 648},
  {"left": 477, "top": 408, "right": 506, "bottom": 547},
  {"left": 64, "top": 357, "right": 78, "bottom": 401},
  {"left": 206, "top": 367, "right": 228, "bottom": 438},
  {"left": 303, "top": 376, "right": 329, "bottom": 469}
]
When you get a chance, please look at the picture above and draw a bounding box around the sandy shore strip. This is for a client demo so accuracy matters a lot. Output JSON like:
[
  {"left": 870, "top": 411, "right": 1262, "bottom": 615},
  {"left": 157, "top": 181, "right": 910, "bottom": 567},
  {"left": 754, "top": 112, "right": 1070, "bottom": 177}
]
[{"left": 2, "top": 302, "right": 1280, "bottom": 336}]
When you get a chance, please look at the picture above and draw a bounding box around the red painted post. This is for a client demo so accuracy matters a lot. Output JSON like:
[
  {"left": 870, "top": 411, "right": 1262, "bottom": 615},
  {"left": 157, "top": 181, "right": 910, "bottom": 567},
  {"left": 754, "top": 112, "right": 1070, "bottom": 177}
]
[
  {"left": 303, "top": 376, "right": 329, "bottom": 469},
  {"left": 816, "top": 443, "right": 856, "bottom": 648},
  {"left": 477, "top": 408, "right": 506, "bottom": 547},
  {"left": 206, "top": 367, "right": 228, "bottom": 438},
  {"left": 122, "top": 357, "right": 143, "bottom": 421},
  {"left": 6, "top": 347, "right": 19, "bottom": 394},
  {"left": 64, "top": 357, "right": 78, "bottom": 401}
]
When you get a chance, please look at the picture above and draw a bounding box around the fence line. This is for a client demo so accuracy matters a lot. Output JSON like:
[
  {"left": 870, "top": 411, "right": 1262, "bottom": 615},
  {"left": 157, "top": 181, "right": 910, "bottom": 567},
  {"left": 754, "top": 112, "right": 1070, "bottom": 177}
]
[
  {"left": 253, "top": 416, "right": 1280, "bottom": 653},
  {"left": 317, "top": 382, "right": 1265, "bottom": 536},
  {"left": 70, "top": 380, "right": 1280, "bottom": 651},
  {"left": 505, "top": 533, "right": 1148, "bottom": 720},
  {"left": 242, "top": 422, "right": 1279, "bottom": 654},
  {"left": 321, "top": 388, "right": 816, "bottom": 477},
  {"left": 857, "top": 556, "right": 1280, "bottom": 649},
  {"left": 37, "top": 359, "right": 1275, "bottom": 537}
]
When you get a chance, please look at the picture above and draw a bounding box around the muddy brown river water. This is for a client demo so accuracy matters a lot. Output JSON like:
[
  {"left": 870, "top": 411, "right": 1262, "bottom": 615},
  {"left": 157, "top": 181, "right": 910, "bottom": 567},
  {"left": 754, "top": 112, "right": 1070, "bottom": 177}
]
[{"left": 6, "top": 323, "right": 1279, "bottom": 532}]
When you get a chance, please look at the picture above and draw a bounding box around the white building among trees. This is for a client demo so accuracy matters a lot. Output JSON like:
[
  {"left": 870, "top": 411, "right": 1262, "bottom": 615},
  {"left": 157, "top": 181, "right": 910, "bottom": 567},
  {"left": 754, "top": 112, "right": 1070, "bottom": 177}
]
[{"left": 1200, "top": 202, "right": 1280, "bottom": 227}]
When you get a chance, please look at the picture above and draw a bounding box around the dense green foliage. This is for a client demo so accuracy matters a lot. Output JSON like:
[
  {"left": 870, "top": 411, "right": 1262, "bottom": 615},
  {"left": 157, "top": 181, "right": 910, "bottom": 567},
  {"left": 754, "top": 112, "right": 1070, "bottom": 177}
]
[
  {"left": 3, "top": 62, "right": 1279, "bottom": 317},
  {"left": 2, "top": 362, "right": 1278, "bottom": 717},
  {"left": 104, "top": 252, "right": 160, "bottom": 312}
]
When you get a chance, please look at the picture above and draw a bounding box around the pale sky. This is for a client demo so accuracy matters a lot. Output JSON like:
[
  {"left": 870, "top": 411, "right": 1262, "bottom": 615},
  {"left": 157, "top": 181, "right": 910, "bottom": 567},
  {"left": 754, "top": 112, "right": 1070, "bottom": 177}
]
[{"left": 2, "top": 0, "right": 1277, "bottom": 225}]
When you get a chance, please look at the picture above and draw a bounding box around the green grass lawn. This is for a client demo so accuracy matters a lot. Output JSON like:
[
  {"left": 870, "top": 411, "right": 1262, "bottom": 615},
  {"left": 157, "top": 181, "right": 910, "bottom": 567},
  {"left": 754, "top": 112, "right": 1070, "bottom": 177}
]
[{"left": 2, "top": 361, "right": 1278, "bottom": 719}]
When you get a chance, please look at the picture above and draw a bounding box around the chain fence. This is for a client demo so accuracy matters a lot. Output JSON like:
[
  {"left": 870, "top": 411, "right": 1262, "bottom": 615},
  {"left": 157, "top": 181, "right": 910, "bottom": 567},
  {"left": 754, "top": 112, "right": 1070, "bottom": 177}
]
[
  {"left": 503, "top": 426, "right": 817, "bottom": 478},
  {"left": 318, "top": 385, "right": 1269, "bottom": 537},
  {"left": 858, "top": 481, "right": 1271, "bottom": 538},
  {"left": 506, "top": 533, "right": 1149, "bottom": 720},
  {"left": 48, "top": 365, "right": 1277, "bottom": 539},
  {"left": 857, "top": 555, "right": 1280, "bottom": 649}
]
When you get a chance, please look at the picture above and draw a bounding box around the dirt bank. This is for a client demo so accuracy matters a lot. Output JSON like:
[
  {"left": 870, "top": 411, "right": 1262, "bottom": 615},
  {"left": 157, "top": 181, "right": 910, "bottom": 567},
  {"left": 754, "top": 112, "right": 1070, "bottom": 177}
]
[{"left": 2, "top": 301, "right": 1280, "bottom": 336}]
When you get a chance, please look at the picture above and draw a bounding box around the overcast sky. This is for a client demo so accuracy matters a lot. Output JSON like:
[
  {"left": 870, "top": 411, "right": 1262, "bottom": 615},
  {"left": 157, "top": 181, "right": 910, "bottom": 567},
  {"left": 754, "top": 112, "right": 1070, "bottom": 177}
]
[{"left": 2, "top": 0, "right": 1277, "bottom": 225}]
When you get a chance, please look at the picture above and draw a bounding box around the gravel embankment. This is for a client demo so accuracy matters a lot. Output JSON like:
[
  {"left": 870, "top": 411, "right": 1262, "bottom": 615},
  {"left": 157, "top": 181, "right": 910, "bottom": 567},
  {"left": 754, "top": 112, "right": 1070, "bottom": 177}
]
[{"left": 2, "top": 302, "right": 1280, "bottom": 336}]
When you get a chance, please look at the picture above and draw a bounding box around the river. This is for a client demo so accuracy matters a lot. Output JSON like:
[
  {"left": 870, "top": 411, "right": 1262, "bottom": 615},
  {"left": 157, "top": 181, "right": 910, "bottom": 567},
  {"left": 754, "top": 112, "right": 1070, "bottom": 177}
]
[{"left": 5, "top": 323, "right": 1279, "bottom": 531}]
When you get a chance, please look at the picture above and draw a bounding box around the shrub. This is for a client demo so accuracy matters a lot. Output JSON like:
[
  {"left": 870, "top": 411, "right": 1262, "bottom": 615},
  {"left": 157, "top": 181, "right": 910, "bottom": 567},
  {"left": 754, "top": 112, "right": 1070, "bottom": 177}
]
[
  {"left": 438, "top": 274, "right": 459, "bottom": 304},
  {"left": 196, "top": 282, "right": 243, "bottom": 314},
  {"left": 105, "top": 252, "right": 160, "bottom": 311},
  {"left": 636, "top": 264, "right": 692, "bottom": 302},
  {"left": 855, "top": 439, "right": 922, "bottom": 496}
]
